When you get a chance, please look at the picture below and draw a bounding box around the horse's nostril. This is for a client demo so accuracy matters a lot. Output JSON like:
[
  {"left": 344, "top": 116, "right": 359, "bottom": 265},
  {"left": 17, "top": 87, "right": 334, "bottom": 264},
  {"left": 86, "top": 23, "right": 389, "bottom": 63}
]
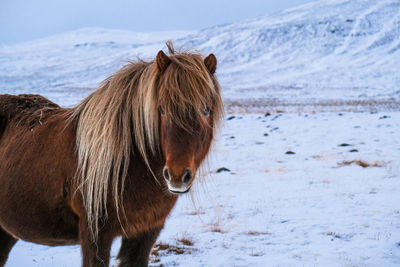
[
  {"left": 183, "top": 169, "right": 192, "bottom": 184},
  {"left": 163, "top": 168, "right": 170, "bottom": 181}
]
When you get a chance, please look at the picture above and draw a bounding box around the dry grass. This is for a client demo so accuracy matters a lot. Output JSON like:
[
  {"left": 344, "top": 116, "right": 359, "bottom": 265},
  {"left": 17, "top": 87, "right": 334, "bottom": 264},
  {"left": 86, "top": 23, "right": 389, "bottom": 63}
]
[
  {"left": 208, "top": 217, "right": 231, "bottom": 233},
  {"left": 210, "top": 223, "right": 228, "bottom": 233},
  {"left": 176, "top": 236, "right": 194, "bottom": 246},
  {"left": 246, "top": 231, "right": 270, "bottom": 236},
  {"left": 150, "top": 236, "right": 196, "bottom": 263},
  {"left": 208, "top": 212, "right": 231, "bottom": 233},
  {"left": 250, "top": 251, "right": 265, "bottom": 257},
  {"left": 311, "top": 152, "right": 339, "bottom": 160},
  {"left": 224, "top": 98, "right": 400, "bottom": 113},
  {"left": 152, "top": 243, "right": 186, "bottom": 255},
  {"left": 250, "top": 248, "right": 266, "bottom": 257},
  {"left": 187, "top": 209, "right": 206, "bottom": 215},
  {"left": 150, "top": 241, "right": 197, "bottom": 263},
  {"left": 337, "top": 160, "right": 386, "bottom": 168}
]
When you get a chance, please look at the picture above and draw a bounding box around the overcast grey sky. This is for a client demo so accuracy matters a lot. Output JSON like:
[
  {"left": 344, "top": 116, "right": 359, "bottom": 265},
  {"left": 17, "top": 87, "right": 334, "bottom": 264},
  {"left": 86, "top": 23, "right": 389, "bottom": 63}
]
[{"left": 0, "top": 0, "right": 313, "bottom": 45}]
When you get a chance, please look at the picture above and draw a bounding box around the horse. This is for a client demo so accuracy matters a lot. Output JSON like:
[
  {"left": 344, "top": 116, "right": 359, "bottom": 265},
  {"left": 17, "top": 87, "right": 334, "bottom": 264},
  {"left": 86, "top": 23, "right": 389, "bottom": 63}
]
[{"left": 0, "top": 42, "right": 223, "bottom": 267}]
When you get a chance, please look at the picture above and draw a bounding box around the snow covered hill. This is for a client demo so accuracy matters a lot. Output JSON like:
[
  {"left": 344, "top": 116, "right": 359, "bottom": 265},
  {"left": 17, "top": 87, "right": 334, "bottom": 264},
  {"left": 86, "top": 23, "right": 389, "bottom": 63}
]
[
  {"left": 0, "top": 0, "right": 399, "bottom": 108},
  {"left": 0, "top": 29, "right": 192, "bottom": 106},
  {"left": 181, "top": 0, "right": 400, "bottom": 103}
]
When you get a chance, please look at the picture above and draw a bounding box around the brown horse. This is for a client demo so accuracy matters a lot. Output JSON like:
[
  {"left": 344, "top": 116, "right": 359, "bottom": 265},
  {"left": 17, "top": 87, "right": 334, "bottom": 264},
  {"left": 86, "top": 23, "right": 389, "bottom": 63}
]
[{"left": 0, "top": 42, "right": 223, "bottom": 267}]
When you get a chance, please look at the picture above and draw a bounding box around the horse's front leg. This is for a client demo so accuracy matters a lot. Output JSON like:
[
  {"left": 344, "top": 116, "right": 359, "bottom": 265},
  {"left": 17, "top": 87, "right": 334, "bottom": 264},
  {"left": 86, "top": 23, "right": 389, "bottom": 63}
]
[
  {"left": 0, "top": 227, "right": 18, "bottom": 267},
  {"left": 79, "top": 220, "right": 114, "bottom": 267},
  {"left": 117, "top": 227, "right": 162, "bottom": 267}
]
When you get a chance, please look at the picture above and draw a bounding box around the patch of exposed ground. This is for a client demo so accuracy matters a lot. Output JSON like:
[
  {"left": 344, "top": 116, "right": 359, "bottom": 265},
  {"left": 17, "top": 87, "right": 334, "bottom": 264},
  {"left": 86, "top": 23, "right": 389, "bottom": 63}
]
[{"left": 224, "top": 98, "right": 400, "bottom": 113}]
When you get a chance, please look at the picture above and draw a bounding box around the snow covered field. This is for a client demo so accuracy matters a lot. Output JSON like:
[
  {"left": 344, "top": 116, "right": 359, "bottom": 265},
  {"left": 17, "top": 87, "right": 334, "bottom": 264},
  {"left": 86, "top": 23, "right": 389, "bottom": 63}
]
[
  {"left": 6, "top": 111, "right": 400, "bottom": 266},
  {"left": 1, "top": 0, "right": 400, "bottom": 266}
]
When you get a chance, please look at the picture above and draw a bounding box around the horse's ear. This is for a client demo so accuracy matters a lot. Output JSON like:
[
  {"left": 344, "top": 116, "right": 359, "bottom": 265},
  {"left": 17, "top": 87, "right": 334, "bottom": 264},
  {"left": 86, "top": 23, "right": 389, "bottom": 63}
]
[
  {"left": 156, "top": 50, "right": 171, "bottom": 73},
  {"left": 204, "top": 53, "right": 217, "bottom": 74}
]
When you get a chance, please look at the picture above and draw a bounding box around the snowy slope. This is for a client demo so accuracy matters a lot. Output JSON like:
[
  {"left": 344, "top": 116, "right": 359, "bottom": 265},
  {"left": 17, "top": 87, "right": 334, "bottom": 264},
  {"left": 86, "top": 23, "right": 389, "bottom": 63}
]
[
  {"left": 1, "top": 0, "right": 400, "bottom": 108},
  {"left": 0, "top": 28, "right": 192, "bottom": 106},
  {"left": 179, "top": 0, "right": 400, "bottom": 103}
]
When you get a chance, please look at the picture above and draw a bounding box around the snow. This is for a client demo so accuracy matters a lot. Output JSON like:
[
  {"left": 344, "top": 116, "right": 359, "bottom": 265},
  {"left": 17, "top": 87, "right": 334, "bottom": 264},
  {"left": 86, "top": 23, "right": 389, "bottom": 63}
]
[
  {"left": 1, "top": 0, "right": 400, "bottom": 266},
  {"left": 6, "top": 112, "right": 400, "bottom": 266},
  {"left": 0, "top": 28, "right": 192, "bottom": 107},
  {"left": 148, "top": 112, "right": 400, "bottom": 267}
]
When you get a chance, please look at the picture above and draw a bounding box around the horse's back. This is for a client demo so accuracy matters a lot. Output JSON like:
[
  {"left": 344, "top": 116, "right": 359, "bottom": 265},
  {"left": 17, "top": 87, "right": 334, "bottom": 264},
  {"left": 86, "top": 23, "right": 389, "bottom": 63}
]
[
  {"left": 0, "top": 93, "right": 59, "bottom": 118},
  {"left": 0, "top": 94, "right": 60, "bottom": 135},
  {"left": 0, "top": 94, "right": 59, "bottom": 113},
  {"left": 0, "top": 94, "right": 80, "bottom": 245}
]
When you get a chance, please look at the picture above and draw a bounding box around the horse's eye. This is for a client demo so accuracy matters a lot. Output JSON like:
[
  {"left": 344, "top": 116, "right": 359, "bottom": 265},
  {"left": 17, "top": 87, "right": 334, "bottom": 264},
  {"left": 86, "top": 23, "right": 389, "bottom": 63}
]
[
  {"left": 159, "top": 107, "right": 165, "bottom": 115},
  {"left": 203, "top": 107, "right": 210, "bottom": 116}
]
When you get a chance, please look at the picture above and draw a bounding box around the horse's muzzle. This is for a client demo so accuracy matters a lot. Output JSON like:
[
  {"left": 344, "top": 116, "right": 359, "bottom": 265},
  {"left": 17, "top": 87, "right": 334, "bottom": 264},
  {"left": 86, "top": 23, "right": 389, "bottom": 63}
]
[
  {"left": 168, "top": 185, "right": 192, "bottom": 195},
  {"left": 163, "top": 166, "right": 193, "bottom": 194}
]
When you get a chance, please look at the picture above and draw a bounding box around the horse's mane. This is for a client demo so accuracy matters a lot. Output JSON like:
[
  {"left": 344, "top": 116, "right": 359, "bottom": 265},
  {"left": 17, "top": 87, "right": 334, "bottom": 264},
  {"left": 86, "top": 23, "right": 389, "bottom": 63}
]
[{"left": 70, "top": 42, "right": 223, "bottom": 237}]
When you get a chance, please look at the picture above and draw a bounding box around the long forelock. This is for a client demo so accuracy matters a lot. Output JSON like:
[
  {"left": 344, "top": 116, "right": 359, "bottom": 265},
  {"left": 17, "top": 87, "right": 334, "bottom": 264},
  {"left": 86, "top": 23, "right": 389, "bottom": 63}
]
[{"left": 158, "top": 54, "right": 223, "bottom": 133}]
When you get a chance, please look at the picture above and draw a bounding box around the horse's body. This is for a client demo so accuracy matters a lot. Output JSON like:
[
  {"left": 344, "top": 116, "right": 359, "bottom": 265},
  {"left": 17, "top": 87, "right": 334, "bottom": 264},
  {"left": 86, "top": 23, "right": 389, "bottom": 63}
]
[{"left": 0, "top": 44, "right": 222, "bottom": 266}]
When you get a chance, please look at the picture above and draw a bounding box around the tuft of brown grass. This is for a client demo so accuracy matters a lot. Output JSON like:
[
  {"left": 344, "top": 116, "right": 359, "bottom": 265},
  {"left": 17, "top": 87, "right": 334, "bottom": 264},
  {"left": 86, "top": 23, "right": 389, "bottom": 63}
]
[
  {"left": 247, "top": 231, "right": 270, "bottom": 236},
  {"left": 250, "top": 252, "right": 265, "bottom": 257},
  {"left": 312, "top": 154, "right": 323, "bottom": 159},
  {"left": 210, "top": 222, "right": 228, "bottom": 233},
  {"left": 250, "top": 248, "right": 266, "bottom": 257},
  {"left": 338, "top": 160, "right": 386, "bottom": 168},
  {"left": 151, "top": 241, "right": 196, "bottom": 259},
  {"left": 150, "top": 242, "right": 187, "bottom": 266},
  {"left": 187, "top": 209, "right": 206, "bottom": 215},
  {"left": 155, "top": 243, "right": 184, "bottom": 254},
  {"left": 177, "top": 237, "right": 194, "bottom": 246},
  {"left": 150, "top": 258, "right": 161, "bottom": 264}
]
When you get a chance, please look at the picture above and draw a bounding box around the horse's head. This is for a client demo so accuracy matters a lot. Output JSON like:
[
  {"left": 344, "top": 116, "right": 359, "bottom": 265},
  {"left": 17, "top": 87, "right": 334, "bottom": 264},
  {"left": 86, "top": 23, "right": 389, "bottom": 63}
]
[
  {"left": 154, "top": 48, "right": 222, "bottom": 194},
  {"left": 72, "top": 42, "right": 223, "bottom": 238}
]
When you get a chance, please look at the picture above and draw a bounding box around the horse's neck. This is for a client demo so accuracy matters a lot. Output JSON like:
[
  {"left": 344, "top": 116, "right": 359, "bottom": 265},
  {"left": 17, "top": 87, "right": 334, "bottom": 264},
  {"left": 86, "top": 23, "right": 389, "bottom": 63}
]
[{"left": 122, "top": 151, "right": 177, "bottom": 231}]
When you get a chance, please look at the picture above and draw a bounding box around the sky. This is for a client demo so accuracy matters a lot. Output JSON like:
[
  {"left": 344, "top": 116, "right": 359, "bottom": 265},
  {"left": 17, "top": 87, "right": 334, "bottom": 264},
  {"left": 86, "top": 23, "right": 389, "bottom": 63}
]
[{"left": 0, "top": 0, "right": 313, "bottom": 45}]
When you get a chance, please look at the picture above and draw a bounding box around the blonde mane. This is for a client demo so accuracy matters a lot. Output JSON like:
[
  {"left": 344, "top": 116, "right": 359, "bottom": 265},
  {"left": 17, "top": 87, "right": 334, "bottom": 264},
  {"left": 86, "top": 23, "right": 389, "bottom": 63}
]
[{"left": 70, "top": 43, "right": 223, "bottom": 237}]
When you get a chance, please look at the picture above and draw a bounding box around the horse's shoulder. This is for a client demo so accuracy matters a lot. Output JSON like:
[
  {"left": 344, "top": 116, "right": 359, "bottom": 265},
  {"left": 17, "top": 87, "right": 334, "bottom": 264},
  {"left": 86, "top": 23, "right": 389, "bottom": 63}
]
[{"left": 0, "top": 94, "right": 61, "bottom": 128}]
